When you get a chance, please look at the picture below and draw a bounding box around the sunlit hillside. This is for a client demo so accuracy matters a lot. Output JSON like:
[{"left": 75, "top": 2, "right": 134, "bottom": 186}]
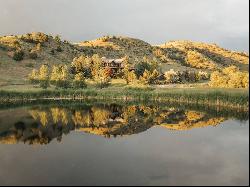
[
  {"left": 0, "top": 32, "right": 249, "bottom": 87},
  {"left": 0, "top": 32, "right": 82, "bottom": 86},
  {"left": 159, "top": 40, "right": 249, "bottom": 71},
  {"left": 78, "top": 35, "right": 156, "bottom": 60}
]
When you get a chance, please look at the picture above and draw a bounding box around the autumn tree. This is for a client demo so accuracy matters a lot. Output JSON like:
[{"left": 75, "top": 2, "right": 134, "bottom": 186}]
[
  {"left": 140, "top": 69, "right": 160, "bottom": 85},
  {"left": 209, "top": 66, "right": 249, "bottom": 88},
  {"left": 135, "top": 59, "right": 152, "bottom": 77},
  {"left": 122, "top": 56, "right": 132, "bottom": 84},
  {"left": 12, "top": 49, "right": 24, "bottom": 61},
  {"left": 71, "top": 55, "right": 92, "bottom": 78},
  {"left": 73, "top": 73, "right": 87, "bottom": 89},
  {"left": 38, "top": 65, "right": 50, "bottom": 89},
  {"left": 94, "top": 68, "right": 111, "bottom": 89},
  {"left": 127, "top": 71, "right": 137, "bottom": 84},
  {"left": 28, "top": 69, "right": 39, "bottom": 84},
  {"left": 91, "top": 54, "right": 103, "bottom": 78},
  {"left": 164, "top": 69, "right": 181, "bottom": 83},
  {"left": 50, "top": 65, "right": 71, "bottom": 88}
]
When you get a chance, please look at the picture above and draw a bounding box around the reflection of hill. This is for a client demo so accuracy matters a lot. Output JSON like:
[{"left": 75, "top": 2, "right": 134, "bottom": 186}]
[
  {"left": 0, "top": 104, "right": 246, "bottom": 145},
  {"left": 160, "top": 111, "right": 225, "bottom": 130}
]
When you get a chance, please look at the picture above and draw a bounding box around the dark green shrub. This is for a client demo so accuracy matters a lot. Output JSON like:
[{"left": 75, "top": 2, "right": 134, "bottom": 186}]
[
  {"left": 56, "top": 46, "right": 63, "bottom": 52},
  {"left": 12, "top": 50, "right": 24, "bottom": 61},
  {"left": 39, "top": 80, "right": 50, "bottom": 89},
  {"left": 50, "top": 49, "right": 55, "bottom": 55}
]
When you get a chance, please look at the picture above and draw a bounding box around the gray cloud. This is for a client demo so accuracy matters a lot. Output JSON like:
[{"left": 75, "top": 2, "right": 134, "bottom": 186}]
[{"left": 0, "top": 0, "right": 249, "bottom": 51}]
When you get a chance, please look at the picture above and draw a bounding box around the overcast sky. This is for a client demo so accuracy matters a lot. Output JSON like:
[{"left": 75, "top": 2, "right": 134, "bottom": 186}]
[{"left": 0, "top": 0, "right": 249, "bottom": 51}]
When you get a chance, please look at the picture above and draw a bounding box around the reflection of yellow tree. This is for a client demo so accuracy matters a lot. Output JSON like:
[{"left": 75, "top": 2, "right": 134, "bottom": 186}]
[
  {"left": 50, "top": 108, "right": 70, "bottom": 125},
  {"left": 185, "top": 111, "right": 204, "bottom": 121},
  {"left": 72, "top": 110, "right": 91, "bottom": 126},
  {"left": 92, "top": 106, "right": 111, "bottom": 126},
  {"left": 29, "top": 110, "right": 49, "bottom": 126},
  {"left": 39, "top": 111, "right": 49, "bottom": 126},
  {"left": 139, "top": 106, "right": 154, "bottom": 115},
  {"left": 51, "top": 108, "right": 60, "bottom": 123},
  {"left": 29, "top": 110, "right": 39, "bottom": 120},
  {"left": 61, "top": 109, "right": 69, "bottom": 125},
  {"left": 122, "top": 105, "right": 137, "bottom": 122},
  {"left": 25, "top": 106, "right": 228, "bottom": 138}
]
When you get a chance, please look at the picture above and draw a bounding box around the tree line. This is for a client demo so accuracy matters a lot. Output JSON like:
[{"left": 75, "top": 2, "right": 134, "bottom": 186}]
[{"left": 28, "top": 54, "right": 248, "bottom": 89}]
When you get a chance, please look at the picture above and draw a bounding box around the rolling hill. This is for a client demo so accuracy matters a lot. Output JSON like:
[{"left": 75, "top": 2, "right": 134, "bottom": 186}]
[{"left": 0, "top": 32, "right": 249, "bottom": 86}]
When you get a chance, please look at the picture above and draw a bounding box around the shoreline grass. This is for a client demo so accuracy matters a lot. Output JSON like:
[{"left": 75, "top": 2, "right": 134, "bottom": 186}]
[{"left": 0, "top": 87, "right": 248, "bottom": 110}]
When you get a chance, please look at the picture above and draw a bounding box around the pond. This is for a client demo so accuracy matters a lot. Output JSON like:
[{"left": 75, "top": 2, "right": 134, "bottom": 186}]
[{"left": 0, "top": 102, "right": 249, "bottom": 186}]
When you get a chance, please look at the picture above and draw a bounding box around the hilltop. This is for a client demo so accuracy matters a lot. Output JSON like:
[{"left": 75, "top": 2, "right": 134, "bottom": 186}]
[
  {"left": 78, "top": 35, "right": 155, "bottom": 59},
  {"left": 159, "top": 40, "right": 249, "bottom": 71},
  {"left": 0, "top": 32, "right": 249, "bottom": 86}
]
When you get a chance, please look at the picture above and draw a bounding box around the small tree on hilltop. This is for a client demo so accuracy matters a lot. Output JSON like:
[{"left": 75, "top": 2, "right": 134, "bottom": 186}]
[{"left": 54, "top": 35, "right": 61, "bottom": 43}]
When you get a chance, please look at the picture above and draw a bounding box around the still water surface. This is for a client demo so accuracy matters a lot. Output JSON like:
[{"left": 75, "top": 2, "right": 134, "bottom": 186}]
[{"left": 0, "top": 103, "right": 249, "bottom": 186}]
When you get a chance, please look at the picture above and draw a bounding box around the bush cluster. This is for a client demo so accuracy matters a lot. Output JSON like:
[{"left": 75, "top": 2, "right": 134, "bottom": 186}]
[
  {"left": 209, "top": 66, "right": 249, "bottom": 88},
  {"left": 20, "top": 32, "right": 49, "bottom": 44},
  {"left": 29, "top": 65, "right": 86, "bottom": 89},
  {"left": 11, "top": 50, "right": 25, "bottom": 61},
  {"left": 164, "top": 69, "right": 209, "bottom": 83}
]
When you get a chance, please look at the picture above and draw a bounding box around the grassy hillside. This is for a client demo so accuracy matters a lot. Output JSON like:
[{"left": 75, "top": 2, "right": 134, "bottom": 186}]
[
  {"left": 0, "top": 32, "right": 84, "bottom": 86},
  {"left": 78, "top": 35, "right": 157, "bottom": 61},
  {"left": 0, "top": 32, "right": 249, "bottom": 87},
  {"left": 159, "top": 40, "right": 249, "bottom": 71}
]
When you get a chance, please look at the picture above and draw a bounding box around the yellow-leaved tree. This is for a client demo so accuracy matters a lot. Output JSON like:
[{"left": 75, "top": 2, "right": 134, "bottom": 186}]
[{"left": 38, "top": 65, "right": 50, "bottom": 89}]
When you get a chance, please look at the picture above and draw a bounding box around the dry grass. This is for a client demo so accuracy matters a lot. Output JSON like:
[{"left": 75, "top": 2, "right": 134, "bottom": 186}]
[
  {"left": 0, "top": 32, "right": 249, "bottom": 89},
  {"left": 159, "top": 40, "right": 249, "bottom": 71}
]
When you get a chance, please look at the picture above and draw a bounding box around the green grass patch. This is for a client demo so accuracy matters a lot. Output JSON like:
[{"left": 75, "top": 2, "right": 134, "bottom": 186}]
[{"left": 0, "top": 87, "right": 248, "bottom": 110}]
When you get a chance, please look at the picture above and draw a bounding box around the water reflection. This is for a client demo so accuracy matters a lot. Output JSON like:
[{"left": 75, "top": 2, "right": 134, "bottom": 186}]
[{"left": 0, "top": 103, "right": 248, "bottom": 145}]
